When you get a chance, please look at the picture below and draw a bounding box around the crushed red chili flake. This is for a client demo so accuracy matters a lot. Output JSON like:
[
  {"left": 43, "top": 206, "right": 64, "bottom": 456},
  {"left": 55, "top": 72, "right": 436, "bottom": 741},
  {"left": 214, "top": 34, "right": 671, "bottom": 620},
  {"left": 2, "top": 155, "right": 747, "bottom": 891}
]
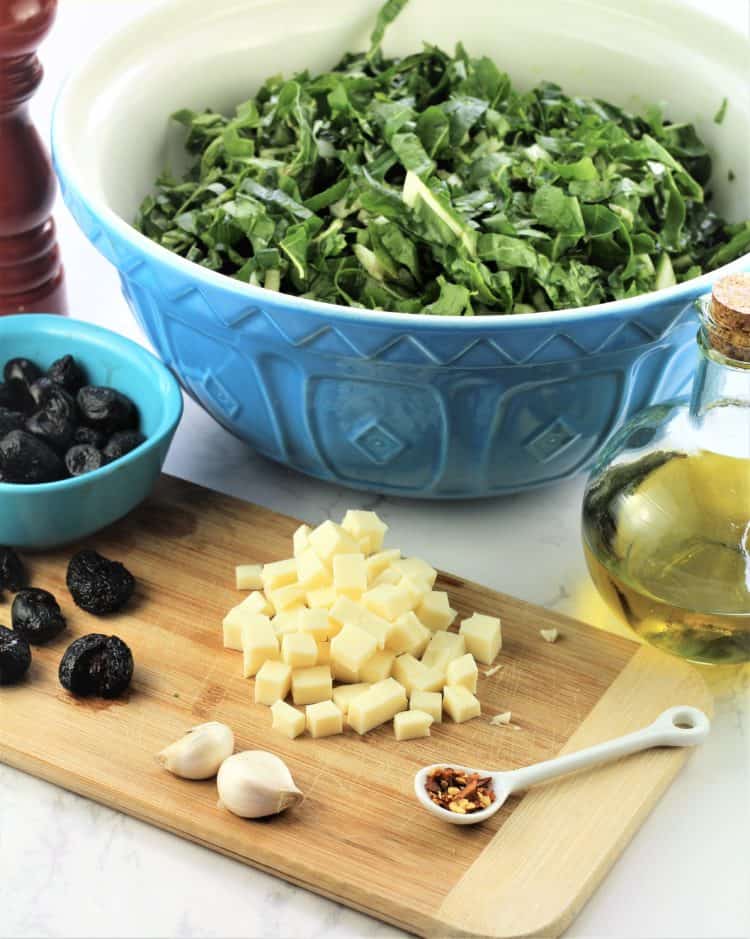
[{"left": 425, "top": 766, "right": 495, "bottom": 814}]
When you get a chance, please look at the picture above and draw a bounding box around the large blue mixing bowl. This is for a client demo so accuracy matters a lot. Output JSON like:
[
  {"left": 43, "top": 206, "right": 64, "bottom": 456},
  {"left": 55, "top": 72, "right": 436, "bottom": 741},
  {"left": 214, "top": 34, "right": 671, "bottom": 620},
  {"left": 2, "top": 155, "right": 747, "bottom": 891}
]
[{"left": 50, "top": 0, "right": 750, "bottom": 498}]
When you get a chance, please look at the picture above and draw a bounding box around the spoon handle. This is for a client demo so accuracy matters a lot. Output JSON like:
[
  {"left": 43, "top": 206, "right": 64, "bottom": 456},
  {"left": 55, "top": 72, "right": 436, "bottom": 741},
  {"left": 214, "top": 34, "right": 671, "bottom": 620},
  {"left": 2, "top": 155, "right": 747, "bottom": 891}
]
[{"left": 502, "top": 705, "right": 710, "bottom": 796}]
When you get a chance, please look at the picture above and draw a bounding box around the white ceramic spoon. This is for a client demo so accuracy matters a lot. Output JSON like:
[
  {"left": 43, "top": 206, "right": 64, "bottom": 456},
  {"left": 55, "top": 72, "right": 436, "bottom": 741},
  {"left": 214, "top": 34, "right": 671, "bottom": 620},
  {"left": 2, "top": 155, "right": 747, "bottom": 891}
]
[{"left": 414, "top": 705, "right": 710, "bottom": 826}]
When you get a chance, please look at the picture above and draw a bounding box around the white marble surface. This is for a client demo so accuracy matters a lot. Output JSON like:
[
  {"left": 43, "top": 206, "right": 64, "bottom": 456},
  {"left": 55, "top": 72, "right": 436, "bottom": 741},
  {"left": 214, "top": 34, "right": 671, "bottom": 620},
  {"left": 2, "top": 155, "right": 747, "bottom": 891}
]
[{"left": 1, "top": 2, "right": 749, "bottom": 937}]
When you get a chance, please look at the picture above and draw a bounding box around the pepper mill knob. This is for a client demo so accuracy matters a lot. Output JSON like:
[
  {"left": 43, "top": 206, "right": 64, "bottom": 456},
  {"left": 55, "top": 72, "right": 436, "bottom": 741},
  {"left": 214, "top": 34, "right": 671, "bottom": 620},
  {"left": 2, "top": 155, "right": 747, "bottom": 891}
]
[{"left": 0, "top": 0, "right": 67, "bottom": 316}]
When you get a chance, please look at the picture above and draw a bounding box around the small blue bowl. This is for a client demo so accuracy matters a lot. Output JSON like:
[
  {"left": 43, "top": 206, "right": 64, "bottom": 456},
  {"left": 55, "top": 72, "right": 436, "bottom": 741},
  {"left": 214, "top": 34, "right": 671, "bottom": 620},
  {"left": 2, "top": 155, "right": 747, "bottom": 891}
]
[{"left": 0, "top": 315, "right": 183, "bottom": 549}]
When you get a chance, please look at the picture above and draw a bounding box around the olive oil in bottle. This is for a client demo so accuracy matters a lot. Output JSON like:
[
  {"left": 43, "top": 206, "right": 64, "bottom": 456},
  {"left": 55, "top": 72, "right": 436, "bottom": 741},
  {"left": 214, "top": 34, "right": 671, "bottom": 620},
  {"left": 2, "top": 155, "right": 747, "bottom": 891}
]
[{"left": 582, "top": 274, "right": 750, "bottom": 665}]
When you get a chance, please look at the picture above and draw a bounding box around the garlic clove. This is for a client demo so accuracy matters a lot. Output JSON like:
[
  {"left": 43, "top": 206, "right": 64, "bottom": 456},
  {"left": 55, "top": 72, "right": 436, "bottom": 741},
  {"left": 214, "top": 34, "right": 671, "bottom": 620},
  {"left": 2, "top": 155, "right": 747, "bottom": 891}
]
[
  {"left": 216, "top": 750, "right": 303, "bottom": 819},
  {"left": 157, "top": 721, "right": 234, "bottom": 780}
]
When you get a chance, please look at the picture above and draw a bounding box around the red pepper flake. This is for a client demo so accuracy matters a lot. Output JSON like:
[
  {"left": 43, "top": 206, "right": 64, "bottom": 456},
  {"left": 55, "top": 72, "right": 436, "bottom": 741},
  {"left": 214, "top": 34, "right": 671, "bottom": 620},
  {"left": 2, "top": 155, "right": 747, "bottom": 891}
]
[{"left": 425, "top": 766, "right": 495, "bottom": 814}]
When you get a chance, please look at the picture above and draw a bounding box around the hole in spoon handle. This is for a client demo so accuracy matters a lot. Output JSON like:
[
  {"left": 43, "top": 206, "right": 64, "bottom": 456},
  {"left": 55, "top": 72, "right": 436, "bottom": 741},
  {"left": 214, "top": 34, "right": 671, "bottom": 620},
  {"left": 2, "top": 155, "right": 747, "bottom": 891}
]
[{"left": 649, "top": 706, "right": 711, "bottom": 747}]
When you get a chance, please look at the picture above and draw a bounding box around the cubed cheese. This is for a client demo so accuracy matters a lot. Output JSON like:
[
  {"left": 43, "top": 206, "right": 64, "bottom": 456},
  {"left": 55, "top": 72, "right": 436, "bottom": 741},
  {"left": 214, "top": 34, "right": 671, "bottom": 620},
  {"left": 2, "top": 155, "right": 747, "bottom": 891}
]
[
  {"left": 356, "top": 608, "right": 394, "bottom": 650},
  {"left": 391, "top": 557, "right": 437, "bottom": 587},
  {"left": 459, "top": 613, "right": 502, "bottom": 665},
  {"left": 270, "top": 700, "right": 305, "bottom": 739},
  {"left": 299, "top": 607, "right": 332, "bottom": 641},
  {"left": 306, "top": 585, "right": 339, "bottom": 612},
  {"left": 421, "top": 631, "right": 466, "bottom": 674},
  {"left": 332, "top": 682, "right": 372, "bottom": 715},
  {"left": 271, "top": 607, "right": 304, "bottom": 636},
  {"left": 223, "top": 592, "right": 274, "bottom": 648},
  {"left": 372, "top": 566, "right": 401, "bottom": 587},
  {"left": 366, "top": 548, "right": 401, "bottom": 583},
  {"left": 443, "top": 685, "right": 481, "bottom": 723},
  {"left": 306, "top": 700, "right": 343, "bottom": 738},
  {"left": 445, "top": 653, "right": 478, "bottom": 693},
  {"left": 392, "top": 653, "right": 444, "bottom": 694},
  {"left": 240, "top": 590, "right": 275, "bottom": 616},
  {"left": 296, "top": 546, "right": 332, "bottom": 591},
  {"left": 261, "top": 558, "right": 298, "bottom": 592},
  {"left": 291, "top": 665, "right": 333, "bottom": 705},
  {"left": 362, "top": 584, "right": 413, "bottom": 622},
  {"left": 292, "top": 523, "right": 312, "bottom": 558},
  {"left": 398, "top": 574, "right": 430, "bottom": 609},
  {"left": 359, "top": 649, "right": 395, "bottom": 683},
  {"left": 410, "top": 690, "right": 442, "bottom": 723},
  {"left": 394, "top": 709, "right": 433, "bottom": 741},
  {"left": 329, "top": 596, "right": 366, "bottom": 631},
  {"left": 333, "top": 553, "right": 367, "bottom": 600},
  {"left": 330, "top": 623, "right": 378, "bottom": 683},
  {"left": 341, "top": 510, "right": 388, "bottom": 555},
  {"left": 281, "top": 631, "right": 318, "bottom": 669},
  {"left": 316, "top": 641, "right": 331, "bottom": 666},
  {"left": 387, "top": 612, "right": 431, "bottom": 657},
  {"left": 254, "top": 660, "right": 292, "bottom": 705},
  {"left": 308, "top": 520, "right": 359, "bottom": 566},
  {"left": 241, "top": 615, "right": 279, "bottom": 677},
  {"left": 268, "top": 582, "right": 306, "bottom": 612},
  {"left": 235, "top": 564, "right": 263, "bottom": 591},
  {"left": 347, "top": 678, "right": 407, "bottom": 735},
  {"left": 416, "top": 591, "right": 456, "bottom": 631}
]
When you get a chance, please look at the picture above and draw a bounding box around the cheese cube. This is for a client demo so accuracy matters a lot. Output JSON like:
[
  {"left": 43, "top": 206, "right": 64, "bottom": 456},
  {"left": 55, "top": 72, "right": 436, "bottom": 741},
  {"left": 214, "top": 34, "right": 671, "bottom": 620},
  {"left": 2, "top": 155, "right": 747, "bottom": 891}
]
[
  {"left": 446, "top": 653, "right": 478, "bottom": 693},
  {"left": 261, "top": 558, "right": 298, "bottom": 592},
  {"left": 366, "top": 548, "right": 401, "bottom": 583},
  {"left": 341, "top": 510, "right": 388, "bottom": 555},
  {"left": 291, "top": 665, "right": 333, "bottom": 705},
  {"left": 332, "top": 682, "right": 372, "bottom": 715},
  {"left": 347, "top": 678, "right": 407, "bottom": 735},
  {"left": 391, "top": 557, "right": 438, "bottom": 587},
  {"left": 392, "top": 654, "right": 444, "bottom": 694},
  {"left": 299, "top": 607, "right": 332, "bottom": 641},
  {"left": 330, "top": 623, "right": 378, "bottom": 683},
  {"left": 306, "top": 585, "right": 339, "bottom": 611},
  {"left": 296, "top": 546, "right": 332, "bottom": 591},
  {"left": 394, "top": 709, "right": 433, "bottom": 741},
  {"left": 410, "top": 690, "right": 442, "bottom": 723},
  {"left": 241, "top": 615, "right": 279, "bottom": 677},
  {"left": 268, "top": 582, "right": 306, "bottom": 612},
  {"left": 421, "top": 632, "right": 466, "bottom": 674},
  {"left": 308, "top": 520, "right": 359, "bottom": 565},
  {"left": 362, "top": 585, "right": 413, "bottom": 622},
  {"left": 387, "top": 612, "right": 431, "bottom": 657},
  {"left": 359, "top": 649, "right": 395, "bottom": 683},
  {"left": 306, "top": 700, "right": 343, "bottom": 738},
  {"left": 399, "top": 574, "right": 430, "bottom": 609},
  {"left": 293, "top": 523, "right": 312, "bottom": 558},
  {"left": 271, "top": 608, "right": 304, "bottom": 636},
  {"left": 235, "top": 564, "right": 263, "bottom": 591},
  {"left": 270, "top": 700, "right": 305, "bottom": 739},
  {"left": 254, "top": 660, "right": 292, "bottom": 705},
  {"left": 316, "top": 641, "right": 331, "bottom": 665},
  {"left": 329, "top": 596, "right": 366, "bottom": 631},
  {"left": 443, "top": 685, "right": 481, "bottom": 723},
  {"left": 282, "top": 632, "right": 318, "bottom": 669},
  {"left": 416, "top": 591, "right": 457, "bottom": 631},
  {"left": 459, "top": 613, "right": 502, "bottom": 665},
  {"left": 356, "top": 608, "right": 394, "bottom": 650},
  {"left": 373, "top": 566, "right": 401, "bottom": 587},
  {"left": 223, "top": 591, "right": 274, "bottom": 648},
  {"left": 333, "top": 553, "right": 367, "bottom": 600},
  {"left": 240, "top": 590, "right": 275, "bottom": 616}
]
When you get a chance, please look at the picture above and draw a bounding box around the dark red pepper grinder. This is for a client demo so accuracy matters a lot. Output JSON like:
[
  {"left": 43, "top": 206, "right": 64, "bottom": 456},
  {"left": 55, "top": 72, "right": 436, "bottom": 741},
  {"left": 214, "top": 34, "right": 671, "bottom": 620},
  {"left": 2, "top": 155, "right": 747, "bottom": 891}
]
[{"left": 0, "top": 0, "right": 66, "bottom": 316}]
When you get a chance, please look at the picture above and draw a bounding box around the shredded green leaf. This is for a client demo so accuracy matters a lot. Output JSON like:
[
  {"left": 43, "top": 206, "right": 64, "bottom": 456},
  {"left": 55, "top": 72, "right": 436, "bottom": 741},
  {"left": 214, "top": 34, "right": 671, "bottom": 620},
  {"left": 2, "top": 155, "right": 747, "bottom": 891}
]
[{"left": 135, "top": 0, "right": 750, "bottom": 315}]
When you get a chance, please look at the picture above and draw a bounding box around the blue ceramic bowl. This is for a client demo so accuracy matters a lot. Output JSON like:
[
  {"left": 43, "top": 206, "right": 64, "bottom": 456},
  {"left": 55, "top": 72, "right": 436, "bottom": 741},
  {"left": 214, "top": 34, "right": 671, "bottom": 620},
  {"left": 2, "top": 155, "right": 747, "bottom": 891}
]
[
  {"left": 51, "top": 0, "right": 750, "bottom": 498},
  {"left": 0, "top": 316, "right": 183, "bottom": 549}
]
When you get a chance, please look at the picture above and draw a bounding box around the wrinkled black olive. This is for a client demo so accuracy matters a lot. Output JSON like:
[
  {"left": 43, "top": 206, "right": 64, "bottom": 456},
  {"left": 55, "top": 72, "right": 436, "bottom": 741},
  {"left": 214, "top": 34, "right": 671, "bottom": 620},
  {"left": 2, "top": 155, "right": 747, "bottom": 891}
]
[
  {"left": 0, "top": 406, "right": 25, "bottom": 437},
  {"left": 0, "top": 379, "right": 34, "bottom": 414},
  {"left": 0, "top": 430, "right": 65, "bottom": 483},
  {"left": 0, "top": 546, "right": 26, "bottom": 593},
  {"left": 4, "top": 357, "right": 42, "bottom": 388},
  {"left": 25, "top": 386, "right": 77, "bottom": 454},
  {"left": 59, "top": 633, "right": 133, "bottom": 698},
  {"left": 77, "top": 386, "right": 137, "bottom": 435},
  {"left": 72, "top": 425, "right": 107, "bottom": 449},
  {"left": 29, "top": 376, "right": 61, "bottom": 408},
  {"left": 11, "top": 588, "right": 66, "bottom": 644},
  {"left": 102, "top": 430, "right": 145, "bottom": 463},
  {"left": 67, "top": 550, "right": 135, "bottom": 614},
  {"left": 0, "top": 625, "right": 31, "bottom": 685},
  {"left": 65, "top": 444, "right": 104, "bottom": 477},
  {"left": 47, "top": 355, "right": 86, "bottom": 395}
]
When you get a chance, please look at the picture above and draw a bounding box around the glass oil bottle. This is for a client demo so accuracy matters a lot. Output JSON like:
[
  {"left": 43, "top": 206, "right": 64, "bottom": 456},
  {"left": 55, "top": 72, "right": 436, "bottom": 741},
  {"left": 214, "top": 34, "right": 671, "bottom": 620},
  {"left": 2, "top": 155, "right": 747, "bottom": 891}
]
[{"left": 582, "top": 274, "right": 750, "bottom": 665}]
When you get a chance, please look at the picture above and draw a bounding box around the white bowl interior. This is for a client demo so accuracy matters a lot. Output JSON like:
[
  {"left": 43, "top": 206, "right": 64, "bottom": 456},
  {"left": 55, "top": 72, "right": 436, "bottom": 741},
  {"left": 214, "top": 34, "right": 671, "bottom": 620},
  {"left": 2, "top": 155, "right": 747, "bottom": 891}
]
[{"left": 58, "top": 0, "right": 750, "bottom": 233}]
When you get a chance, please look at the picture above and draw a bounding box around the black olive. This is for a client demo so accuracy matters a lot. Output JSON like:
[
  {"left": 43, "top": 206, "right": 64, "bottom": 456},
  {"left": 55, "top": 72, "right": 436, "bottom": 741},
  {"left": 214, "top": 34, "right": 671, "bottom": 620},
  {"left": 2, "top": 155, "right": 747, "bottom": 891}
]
[
  {"left": 67, "top": 550, "right": 135, "bottom": 615},
  {"left": 47, "top": 355, "right": 86, "bottom": 394},
  {"left": 0, "top": 546, "right": 26, "bottom": 593},
  {"left": 11, "top": 588, "right": 67, "bottom": 644},
  {"left": 4, "top": 357, "right": 42, "bottom": 388},
  {"left": 102, "top": 430, "right": 146, "bottom": 463},
  {"left": 25, "top": 386, "right": 77, "bottom": 454},
  {"left": 0, "top": 625, "right": 31, "bottom": 685},
  {"left": 0, "top": 406, "right": 25, "bottom": 437},
  {"left": 29, "top": 376, "right": 62, "bottom": 408},
  {"left": 0, "top": 430, "right": 66, "bottom": 484},
  {"left": 77, "top": 386, "right": 138, "bottom": 435},
  {"left": 0, "top": 379, "right": 34, "bottom": 414},
  {"left": 72, "top": 426, "right": 107, "bottom": 449},
  {"left": 65, "top": 444, "right": 104, "bottom": 477},
  {"left": 59, "top": 633, "right": 133, "bottom": 698}
]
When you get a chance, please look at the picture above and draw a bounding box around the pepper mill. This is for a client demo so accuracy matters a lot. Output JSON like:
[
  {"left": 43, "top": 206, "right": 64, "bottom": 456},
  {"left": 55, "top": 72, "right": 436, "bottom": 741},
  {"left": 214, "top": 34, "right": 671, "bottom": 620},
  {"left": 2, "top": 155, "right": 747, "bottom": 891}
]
[{"left": 0, "top": 0, "right": 66, "bottom": 316}]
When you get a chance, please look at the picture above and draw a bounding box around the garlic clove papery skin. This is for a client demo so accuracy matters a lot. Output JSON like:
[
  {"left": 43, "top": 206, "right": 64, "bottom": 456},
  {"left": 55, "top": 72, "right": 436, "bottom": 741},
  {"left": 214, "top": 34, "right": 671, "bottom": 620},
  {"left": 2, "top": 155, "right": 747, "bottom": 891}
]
[
  {"left": 157, "top": 722, "right": 235, "bottom": 780},
  {"left": 216, "top": 750, "right": 304, "bottom": 818}
]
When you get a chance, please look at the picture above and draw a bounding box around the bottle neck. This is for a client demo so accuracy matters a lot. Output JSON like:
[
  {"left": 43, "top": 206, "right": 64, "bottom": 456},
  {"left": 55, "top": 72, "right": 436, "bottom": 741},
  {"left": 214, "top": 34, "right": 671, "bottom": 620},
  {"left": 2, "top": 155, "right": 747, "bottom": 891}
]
[{"left": 689, "top": 326, "right": 750, "bottom": 457}]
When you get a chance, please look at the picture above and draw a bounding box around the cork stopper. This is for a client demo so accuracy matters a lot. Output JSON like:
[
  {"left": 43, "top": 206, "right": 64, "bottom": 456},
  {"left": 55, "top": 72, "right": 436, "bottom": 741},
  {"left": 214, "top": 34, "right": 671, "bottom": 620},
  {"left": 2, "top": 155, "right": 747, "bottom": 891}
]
[{"left": 705, "top": 273, "right": 750, "bottom": 363}]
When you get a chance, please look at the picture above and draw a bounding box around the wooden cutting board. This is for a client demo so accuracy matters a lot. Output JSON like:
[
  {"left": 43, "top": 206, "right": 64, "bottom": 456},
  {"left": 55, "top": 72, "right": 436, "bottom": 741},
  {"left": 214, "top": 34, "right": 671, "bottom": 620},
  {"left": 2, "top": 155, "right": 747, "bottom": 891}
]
[{"left": 0, "top": 475, "right": 711, "bottom": 939}]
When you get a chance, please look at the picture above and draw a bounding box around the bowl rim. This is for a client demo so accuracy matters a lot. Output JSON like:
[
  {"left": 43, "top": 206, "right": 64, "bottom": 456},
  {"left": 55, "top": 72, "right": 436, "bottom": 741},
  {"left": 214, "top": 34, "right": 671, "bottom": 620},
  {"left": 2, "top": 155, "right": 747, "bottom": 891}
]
[
  {"left": 51, "top": 0, "right": 750, "bottom": 331},
  {"left": 0, "top": 314, "right": 183, "bottom": 495}
]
